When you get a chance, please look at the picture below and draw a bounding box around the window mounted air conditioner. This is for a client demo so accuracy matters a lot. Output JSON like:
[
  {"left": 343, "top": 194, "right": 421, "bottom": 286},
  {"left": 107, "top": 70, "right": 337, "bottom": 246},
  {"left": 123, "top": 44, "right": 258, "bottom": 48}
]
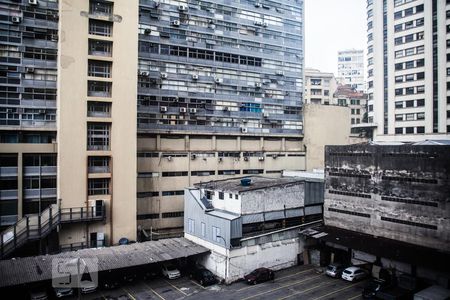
[
  {"left": 189, "top": 108, "right": 197, "bottom": 114},
  {"left": 12, "top": 16, "right": 21, "bottom": 23},
  {"left": 192, "top": 74, "right": 199, "bottom": 80},
  {"left": 258, "top": 156, "right": 265, "bottom": 161},
  {"left": 179, "top": 107, "right": 187, "bottom": 113},
  {"left": 160, "top": 72, "right": 168, "bottom": 79},
  {"left": 29, "top": 0, "right": 38, "bottom": 5},
  {"left": 160, "top": 106, "right": 168, "bottom": 112},
  {"left": 171, "top": 20, "right": 180, "bottom": 26},
  {"left": 241, "top": 127, "right": 248, "bottom": 133}
]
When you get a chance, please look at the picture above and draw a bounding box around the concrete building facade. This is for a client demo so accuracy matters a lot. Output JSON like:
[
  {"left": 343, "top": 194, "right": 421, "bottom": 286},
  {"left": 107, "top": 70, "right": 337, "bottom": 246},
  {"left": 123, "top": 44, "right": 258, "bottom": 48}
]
[
  {"left": 337, "top": 49, "right": 365, "bottom": 92},
  {"left": 367, "top": 0, "right": 450, "bottom": 142},
  {"left": 304, "top": 68, "right": 337, "bottom": 105},
  {"left": 184, "top": 176, "right": 324, "bottom": 282},
  {"left": 136, "top": 0, "right": 305, "bottom": 236}
]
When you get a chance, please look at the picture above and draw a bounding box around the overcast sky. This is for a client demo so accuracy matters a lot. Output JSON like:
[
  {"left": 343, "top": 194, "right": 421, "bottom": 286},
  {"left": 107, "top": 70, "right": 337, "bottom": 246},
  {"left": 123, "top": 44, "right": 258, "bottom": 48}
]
[{"left": 304, "top": 0, "right": 366, "bottom": 75}]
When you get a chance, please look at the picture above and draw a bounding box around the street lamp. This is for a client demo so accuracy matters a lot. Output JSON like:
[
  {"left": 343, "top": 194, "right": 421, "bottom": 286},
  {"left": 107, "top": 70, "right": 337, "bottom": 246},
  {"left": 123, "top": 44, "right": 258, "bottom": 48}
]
[{"left": 216, "top": 235, "right": 229, "bottom": 284}]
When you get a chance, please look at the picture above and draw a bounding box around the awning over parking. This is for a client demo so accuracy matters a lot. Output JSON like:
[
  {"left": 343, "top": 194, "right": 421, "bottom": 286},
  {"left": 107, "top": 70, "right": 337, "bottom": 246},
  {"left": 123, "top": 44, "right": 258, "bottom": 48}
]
[
  {"left": 0, "top": 237, "right": 209, "bottom": 288},
  {"left": 301, "top": 226, "right": 450, "bottom": 272}
]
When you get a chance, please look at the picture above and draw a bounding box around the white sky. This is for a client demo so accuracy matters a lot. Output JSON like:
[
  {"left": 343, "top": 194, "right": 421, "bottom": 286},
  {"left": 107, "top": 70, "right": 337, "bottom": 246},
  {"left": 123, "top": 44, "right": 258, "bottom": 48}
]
[{"left": 304, "top": 0, "right": 366, "bottom": 75}]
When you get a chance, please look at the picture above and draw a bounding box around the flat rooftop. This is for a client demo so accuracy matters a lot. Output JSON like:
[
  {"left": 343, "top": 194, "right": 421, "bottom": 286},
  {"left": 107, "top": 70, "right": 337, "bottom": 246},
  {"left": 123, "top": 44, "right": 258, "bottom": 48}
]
[{"left": 194, "top": 176, "right": 305, "bottom": 193}]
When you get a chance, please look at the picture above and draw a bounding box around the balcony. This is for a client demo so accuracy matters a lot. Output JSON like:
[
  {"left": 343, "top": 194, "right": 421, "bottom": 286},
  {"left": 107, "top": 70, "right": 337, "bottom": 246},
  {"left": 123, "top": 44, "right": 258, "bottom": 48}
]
[
  {"left": 88, "top": 166, "right": 110, "bottom": 173},
  {"left": 0, "top": 190, "right": 18, "bottom": 200},
  {"left": 0, "top": 167, "right": 18, "bottom": 177},
  {"left": 24, "top": 166, "right": 57, "bottom": 176},
  {"left": 87, "top": 111, "right": 111, "bottom": 118}
]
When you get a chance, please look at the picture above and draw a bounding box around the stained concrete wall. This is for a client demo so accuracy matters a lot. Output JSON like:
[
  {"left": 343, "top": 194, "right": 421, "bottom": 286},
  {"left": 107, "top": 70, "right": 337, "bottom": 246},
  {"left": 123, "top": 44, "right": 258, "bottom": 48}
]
[
  {"left": 241, "top": 183, "right": 305, "bottom": 215},
  {"left": 324, "top": 144, "right": 450, "bottom": 251}
]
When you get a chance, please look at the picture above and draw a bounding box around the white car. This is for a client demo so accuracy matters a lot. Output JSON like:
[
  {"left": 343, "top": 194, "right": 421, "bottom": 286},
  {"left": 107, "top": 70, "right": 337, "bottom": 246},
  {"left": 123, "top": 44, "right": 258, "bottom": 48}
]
[
  {"left": 162, "top": 263, "right": 181, "bottom": 279},
  {"left": 80, "top": 280, "right": 97, "bottom": 294},
  {"left": 341, "top": 266, "right": 367, "bottom": 282},
  {"left": 54, "top": 287, "right": 73, "bottom": 298}
]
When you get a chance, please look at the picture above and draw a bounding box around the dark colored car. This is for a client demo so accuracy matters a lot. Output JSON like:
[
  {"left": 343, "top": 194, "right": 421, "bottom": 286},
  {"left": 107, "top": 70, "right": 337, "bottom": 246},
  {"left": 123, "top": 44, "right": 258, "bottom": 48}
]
[
  {"left": 189, "top": 267, "right": 217, "bottom": 286},
  {"left": 363, "top": 279, "right": 389, "bottom": 299},
  {"left": 244, "top": 268, "right": 275, "bottom": 285}
]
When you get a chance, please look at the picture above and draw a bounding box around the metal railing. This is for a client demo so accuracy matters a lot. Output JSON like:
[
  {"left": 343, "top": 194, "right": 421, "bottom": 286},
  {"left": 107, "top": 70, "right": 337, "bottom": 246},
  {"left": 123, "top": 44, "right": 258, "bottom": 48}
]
[{"left": 0, "top": 203, "right": 105, "bottom": 259}]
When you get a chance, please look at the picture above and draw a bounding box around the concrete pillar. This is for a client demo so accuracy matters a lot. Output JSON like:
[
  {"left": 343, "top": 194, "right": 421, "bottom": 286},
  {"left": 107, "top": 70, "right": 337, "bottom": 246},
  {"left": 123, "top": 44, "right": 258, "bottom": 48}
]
[{"left": 17, "top": 152, "right": 23, "bottom": 219}]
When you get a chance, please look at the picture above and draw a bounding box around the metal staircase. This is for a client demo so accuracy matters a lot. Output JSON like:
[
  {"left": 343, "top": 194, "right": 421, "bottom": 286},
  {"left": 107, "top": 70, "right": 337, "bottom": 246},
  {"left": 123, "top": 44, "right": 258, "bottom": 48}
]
[{"left": 0, "top": 203, "right": 105, "bottom": 259}]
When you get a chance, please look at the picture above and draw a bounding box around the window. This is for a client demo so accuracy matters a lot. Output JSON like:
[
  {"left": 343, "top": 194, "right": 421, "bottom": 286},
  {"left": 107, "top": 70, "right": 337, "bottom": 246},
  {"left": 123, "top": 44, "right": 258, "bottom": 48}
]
[
  {"left": 88, "top": 178, "right": 110, "bottom": 195},
  {"left": 212, "top": 226, "right": 222, "bottom": 243},
  {"left": 87, "top": 81, "right": 112, "bottom": 97},
  {"left": 87, "top": 123, "right": 110, "bottom": 150},
  {"left": 416, "top": 85, "right": 425, "bottom": 93},
  {"left": 405, "top": 127, "right": 414, "bottom": 134},
  {"left": 417, "top": 72, "right": 425, "bottom": 80},
  {"left": 161, "top": 190, "right": 184, "bottom": 196},
  {"left": 88, "top": 60, "right": 112, "bottom": 78},
  {"left": 89, "top": 19, "right": 112, "bottom": 37},
  {"left": 415, "top": 4, "right": 424, "bottom": 13},
  {"left": 201, "top": 222, "right": 206, "bottom": 237},
  {"left": 416, "top": 99, "right": 425, "bottom": 107},
  {"left": 395, "top": 127, "right": 403, "bottom": 134},
  {"left": 405, "top": 100, "right": 414, "bottom": 107},
  {"left": 417, "top": 126, "right": 424, "bottom": 133},
  {"left": 405, "top": 113, "right": 415, "bottom": 121},
  {"left": 162, "top": 171, "right": 188, "bottom": 177},
  {"left": 89, "top": 39, "right": 112, "bottom": 57},
  {"left": 417, "top": 112, "right": 425, "bottom": 120},
  {"left": 88, "top": 156, "right": 110, "bottom": 173},
  {"left": 395, "top": 114, "right": 403, "bottom": 121},
  {"left": 89, "top": 0, "right": 113, "bottom": 16},
  {"left": 395, "top": 101, "right": 403, "bottom": 109},
  {"left": 87, "top": 101, "right": 111, "bottom": 118},
  {"left": 162, "top": 211, "right": 183, "bottom": 218},
  {"left": 137, "top": 213, "right": 159, "bottom": 220},
  {"left": 188, "top": 219, "right": 195, "bottom": 233},
  {"left": 219, "top": 192, "right": 224, "bottom": 200}
]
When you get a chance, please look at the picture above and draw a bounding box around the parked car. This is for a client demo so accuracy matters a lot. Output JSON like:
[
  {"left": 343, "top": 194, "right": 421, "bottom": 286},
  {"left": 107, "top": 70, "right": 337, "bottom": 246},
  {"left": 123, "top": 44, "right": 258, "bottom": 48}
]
[
  {"left": 325, "top": 263, "right": 345, "bottom": 278},
  {"left": 162, "top": 263, "right": 181, "bottom": 279},
  {"left": 80, "top": 280, "right": 97, "bottom": 294},
  {"left": 244, "top": 268, "right": 275, "bottom": 285},
  {"left": 363, "top": 279, "right": 389, "bottom": 298},
  {"left": 341, "top": 266, "right": 368, "bottom": 282},
  {"left": 189, "top": 267, "right": 217, "bottom": 286},
  {"left": 29, "top": 288, "right": 48, "bottom": 300},
  {"left": 54, "top": 287, "right": 73, "bottom": 298}
]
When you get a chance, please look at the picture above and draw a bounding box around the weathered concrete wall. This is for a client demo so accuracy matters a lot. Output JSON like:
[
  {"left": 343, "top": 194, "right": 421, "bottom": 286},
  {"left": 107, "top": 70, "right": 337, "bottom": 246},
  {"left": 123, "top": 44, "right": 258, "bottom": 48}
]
[
  {"left": 324, "top": 145, "right": 450, "bottom": 252},
  {"left": 241, "top": 183, "right": 305, "bottom": 215}
]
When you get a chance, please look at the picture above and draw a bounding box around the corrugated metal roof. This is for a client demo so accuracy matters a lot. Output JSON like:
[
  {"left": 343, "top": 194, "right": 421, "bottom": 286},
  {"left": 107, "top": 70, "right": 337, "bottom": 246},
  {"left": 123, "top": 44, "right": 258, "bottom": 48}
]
[{"left": 0, "top": 237, "right": 208, "bottom": 288}]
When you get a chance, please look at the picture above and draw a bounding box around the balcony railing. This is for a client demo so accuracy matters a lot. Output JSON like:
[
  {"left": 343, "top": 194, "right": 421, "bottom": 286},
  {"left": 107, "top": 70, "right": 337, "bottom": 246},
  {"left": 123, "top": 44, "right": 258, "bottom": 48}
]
[
  {"left": 24, "top": 166, "right": 57, "bottom": 176},
  {"left": 0, "top": 167, "right": 18, "bottom": 177},
  {"left": 0, "top": 189, "right": 18, "bottom": 200},
  {"left": 88, "top": 166, "right": 110, "bottom": 173}
]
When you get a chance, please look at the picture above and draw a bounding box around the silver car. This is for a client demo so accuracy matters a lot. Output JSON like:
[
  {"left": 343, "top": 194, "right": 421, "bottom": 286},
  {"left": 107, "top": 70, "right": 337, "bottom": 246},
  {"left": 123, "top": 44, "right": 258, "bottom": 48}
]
[{"left": 325, "top": 263, "right": 345, "bottom": 278}]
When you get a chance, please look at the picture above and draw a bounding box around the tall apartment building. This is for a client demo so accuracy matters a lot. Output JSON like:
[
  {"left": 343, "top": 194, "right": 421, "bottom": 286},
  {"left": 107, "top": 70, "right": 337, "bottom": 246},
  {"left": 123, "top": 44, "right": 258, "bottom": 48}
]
[
  {"left": 367, "top": 0, "right": 450, "bottom": 142},
  {"left": 136, "top": 0, "right": 305, "bottom": 236},
  {"left": 304, "top": 68, "right": 337, "bottom": 105},
  {"left": 0, "top": 0, "right": 137, "bottom": 258},
  {"left": 337, "top": 49, "right": 365, "bottom": 92},
  {"left": 0, "top": 0, "right": 305, "bottom": 255}
]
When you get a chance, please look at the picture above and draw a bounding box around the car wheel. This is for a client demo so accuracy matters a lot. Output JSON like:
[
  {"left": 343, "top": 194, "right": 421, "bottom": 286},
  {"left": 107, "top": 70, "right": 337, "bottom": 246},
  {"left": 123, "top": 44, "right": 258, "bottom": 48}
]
[
  {"left": 253, "top": 280, "right": 257, "bottom": 285},
  {"left": 200, "top": 280, "right": 204, "bottom": 286}
]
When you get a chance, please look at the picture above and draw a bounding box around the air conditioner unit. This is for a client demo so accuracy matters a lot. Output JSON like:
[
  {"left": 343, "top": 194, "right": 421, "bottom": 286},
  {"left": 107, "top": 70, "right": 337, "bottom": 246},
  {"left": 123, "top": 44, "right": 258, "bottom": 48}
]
[
  {"left": 192, "top": 74, "right": 199, "bottom": 80},
  {"left": 38, "top": 109, "right": 46, "bottom": 114},
  {"left": 255, "top": 82, "right": 262, "bottom": 88},
  {"left": 160, "top": 72, "right": 168, "bottom": 79},
  {"left": 29, "top": 0, "right": 38, "bottom": 5},
  {"left": 189, "top": 108, "right": 197, "bottom": 114},
  {"left": 144, "top": 28, "right": 151, "bottom": 35},
  {"left": 167, "top": 156, "right": 172, "bottom": 161},
  {"left": 208, "top": 24, "right": 216, "bottom": 29},
  {"left": 262, "top": 22, "right": 268, "bottom": 27},
  {"left": 26, "top": 67, "right": 35, "bottom": 73},
  {"left": 223, "top": 106, "right": 229, "bottom": 111},
  {"left": 258, "top": 156, "right": 265, "bottom": 161},
  {"left": 243, "top": 156, "right": 249, "bottom": 161},
  {"left": 254, "top": 2, "right": 261, "bottom": 7},
  {"left": 11, "top": 16, "right": 21, "bottom": 23},
  {"left": 191, "top": 154, "right": 196, "bottom": 160},
  {"left": 179, "top": 107, "right": 187, "bottom": 113},
  {"left": 171, "top": 20, "right": 180, "bottom": 26},
  {"left": 178, "top": 5, "right": 188, "bottom": 11},
  {"left": 218, "top": 157, "right": 223, "bottom": 162},
  {"left": 160, "top": 106, "right": 168, "bottom": 112},
  {"left": 139, "top": 71, "right": 149, "bottom": 76},
  {"left": 242, "top": 119, "right": 248, "bottom": 123},
  {"left": 214, "top": 78, "right": 222, "bottom": 84},
  {"left": 241, "top": 127, "right": 248, "bottom": 133},
  {"left": 275, "top": 70, "right": 284, "bottom": 76},
  {"left": 208, "top": 19, "right": 215, "bottom": 24},
  {"left": 285, "top": 91, "right": 290, "bottom": 96},
  {"left": 263, "top": 112, "right": 269, "bottom": 118},
  {"left": 272, "top": 154, "right": 277, "bottom": 159}
]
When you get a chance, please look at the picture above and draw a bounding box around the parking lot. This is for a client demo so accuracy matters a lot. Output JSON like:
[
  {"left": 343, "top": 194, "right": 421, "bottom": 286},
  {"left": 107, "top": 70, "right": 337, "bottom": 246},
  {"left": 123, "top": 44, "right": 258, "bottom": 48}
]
[{"left": 75, "top": 264, "right": 367, "bottom": 300}]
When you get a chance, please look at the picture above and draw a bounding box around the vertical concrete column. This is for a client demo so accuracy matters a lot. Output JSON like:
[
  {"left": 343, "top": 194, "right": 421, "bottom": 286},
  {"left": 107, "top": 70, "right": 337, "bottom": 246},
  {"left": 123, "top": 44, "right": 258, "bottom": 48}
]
[
  {"left": 260, "top": 137, "right": 264, "bottom": 151},
  {"left": 282, "top": 137, "right": 286, "bottom": 151},
  {"left": 212, "top": 135, "right": 216, "bottom": 151},
  {"left": 237, "top": 136, "right": 241, "bottom": 151},
  {"left": 185, "top": 135, "right": 189, "bottom": 151},
  {"left": 156, "top": 134, "right": 161, "bottom": 151},
  {"left": 17, "top": 152, "right": 23, "bottom": 219}
]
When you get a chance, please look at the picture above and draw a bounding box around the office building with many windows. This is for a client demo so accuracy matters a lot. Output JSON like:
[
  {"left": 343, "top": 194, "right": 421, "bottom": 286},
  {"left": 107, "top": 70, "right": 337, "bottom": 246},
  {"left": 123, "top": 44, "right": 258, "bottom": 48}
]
[
  {"left": 337, "top": 49, "right": 365, "bottom": 92},
  {"left": 367, "top": 0, "right": 450, "bottom": 142}
]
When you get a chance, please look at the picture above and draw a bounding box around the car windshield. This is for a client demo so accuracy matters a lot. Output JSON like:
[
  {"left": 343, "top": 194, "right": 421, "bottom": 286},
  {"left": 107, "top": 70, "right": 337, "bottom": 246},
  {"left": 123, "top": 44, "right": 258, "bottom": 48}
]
[
  {"left": 166, "top": 265, "right": 177, "bottom": 271},
  {"left": 327, "top": 266, "right": 336, "bottom": 271},
  {"left": 250, "top": 270, "right": 259, "bottom": 276},
  {"left": 343, "top": 270, "right": 352, "bottom": 274}
]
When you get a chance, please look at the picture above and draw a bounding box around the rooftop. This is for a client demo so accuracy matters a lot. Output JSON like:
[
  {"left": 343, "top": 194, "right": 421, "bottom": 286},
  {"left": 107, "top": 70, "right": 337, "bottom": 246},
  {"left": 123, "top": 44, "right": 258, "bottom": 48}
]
[{"left": 194, "top": 176, "right": 306, "bottom": 193}]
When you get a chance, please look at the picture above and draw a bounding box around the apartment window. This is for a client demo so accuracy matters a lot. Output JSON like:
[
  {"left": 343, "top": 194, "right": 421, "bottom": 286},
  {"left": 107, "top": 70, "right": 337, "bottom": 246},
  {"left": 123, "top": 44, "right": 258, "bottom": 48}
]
[
  {"left": 87, "top": 101, "right": 111, "bottom": 118},
  {"left": 395, "top": 63, "right": 403, "bottom": 70},
  {"left": 395, "top": 50, "right": 403, "bottom": 58},
  {"left": 243, "top": 169, "right": 264, "bottom": 174},
  {"left": 404, "top": 21, "right": 414, "bottom": 30},
  {"left": 416, "top": 59, "right": 424, "bottom": 67},
  {"left": 405, "top": 87, "right": 414, "bottom": 95},
  {"left": 404, "top": 7, "right": 414, "bottom": 17},
  {"left": 395, "top": 127, "right": 403, "bottom": 134},
  {"left": 188, "top": 218, "right": 195, "bottom": 233},
  {"left": 394, "top": 11, "right": 402, "bottom": 19},
  {"left": 89, "top": 19, "right": 112, "bottom": 37},
  {"left": 395, "top": 101, "right": 403, "bottom": 109},
  {"left": 137, "top": 213, "right": 159, "bottom": 220},
  {"left": 218, "top": 170, "right": 240, "bottom": 175},
  {"left": 395, "top": 76, "right": 403, "bottom": 83},
  {"left": 88, "top": 178, "right": 110, "bottom": 195},
  {"left": 416, "top": 85, "right": 425, "bottom": 93},
  {"left": 89, "top": 0, "right": 113, "bottom": 16},
  {"left": 447, "top": 68, "right": 450, "bottom": 76},
  {"left": 161, "top": 190, "right": 184, "bottom": 196},
  {"left": 87, "top": 81, "right": 112, "bottom": 97},
  {"left": 191, "top": 170, "right": 215, "bottom": 176},
  {"left": 88, "top": 156, "right": 110, "bottom": 173},
  {"left": 219, "top": 192, "right": 224, "bottom": 200},
  {"left": 201, "top": 222, "right": 206, "bottom": 237},
  {"left": 415, "top": 4, "right": 424, "bottom": 13},
  {"left": 416, "top": 18, "right": 424, "bottom": 26},
  {"left": 87, "top": 122, "right": 110, "bottom": 150},
  {"left": 88, "top": 39, "right": 112, "bottom": 57},
  {"left": 394, "top": 24, "right": 402, "bottom": 32},
  {"left": 395, "top": 88, "right": 403, "bottom": 96},
  {"left": 416, "top": 126, "right": 425, "bottom": 133},
  {"left": 405, "top": 127, "right": 414, "bottom": 134},
  {"left": 405, "top": 100, "right": 414, "bottom": 107},
  {"left": 417, "top": 72, "right": 425, "bottom": 80},
  {"left": 162, "top": 211, "right": 183, "bottom": 218},
  {"left": 395, "top": 114, "right": 403, "bottom": 121},
  {"left": 405, "top": 47, "right": 414, "bottom": 56},
  {"left": 416, "top": 99, "right": 425, "bottom": 107},
  {"left": 88, "top": 60, "right": 112, "bottom": 78},
  {"left": 137, "top": 191, "right": 159, "bottom": 198},
  {"left": 23, "top": 47, "right": 57, "bottom": 61},
  {"left": 405, "top": 61, "right": 414, "bottom": 69},
  {"left": 405, "top": 113, "right": 415, "bottom": 121},
  {"left": 416, "top": 45, "right": 424, "bottom": 54},
  {"left": 161, "top": 171, "right": 188, "bottom": 177},
  {"left": 395, "top": 37, "right": 403, "bottom": 45}
]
